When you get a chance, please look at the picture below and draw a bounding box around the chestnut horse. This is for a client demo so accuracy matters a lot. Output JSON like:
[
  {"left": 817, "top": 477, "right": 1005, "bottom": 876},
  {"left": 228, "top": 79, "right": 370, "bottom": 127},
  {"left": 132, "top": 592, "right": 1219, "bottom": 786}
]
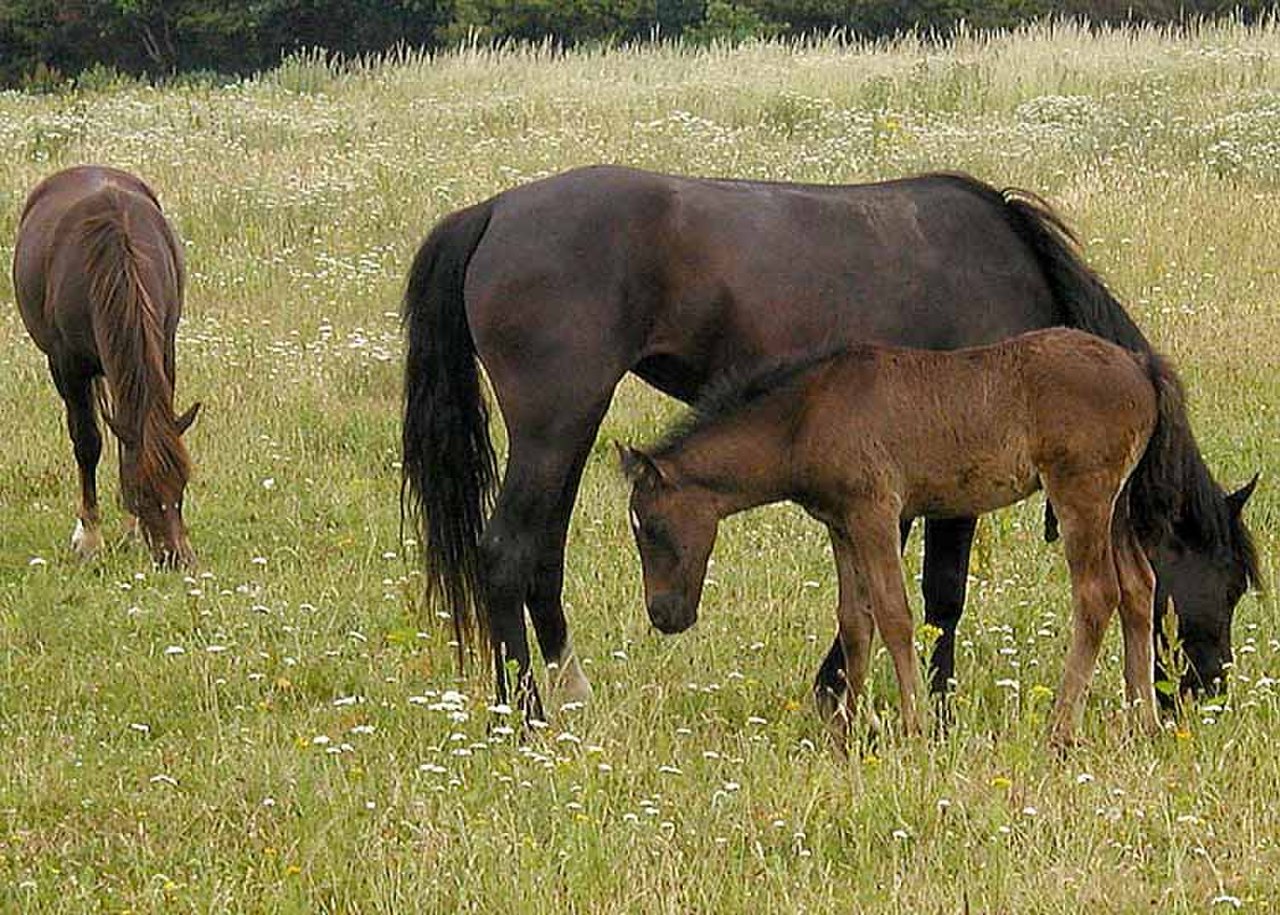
[
  {"left": 14, "top": 166, "right": 201, "bottom": 567},
  {"left": 400, "top": 166, "right": 1258, "bottom": 719},
  {"left": 621, "top": 328, "right": 1239, "bottom": 746}
]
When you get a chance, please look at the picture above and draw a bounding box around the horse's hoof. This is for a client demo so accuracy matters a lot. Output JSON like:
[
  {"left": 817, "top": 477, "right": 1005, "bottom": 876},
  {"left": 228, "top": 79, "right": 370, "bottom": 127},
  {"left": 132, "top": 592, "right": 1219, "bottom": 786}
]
[
  {"left": 71, "top": 519, "right": 103, "bottom": 560},
  {"left": 548, "top": 652, "right": 594, "bottom": 711}
]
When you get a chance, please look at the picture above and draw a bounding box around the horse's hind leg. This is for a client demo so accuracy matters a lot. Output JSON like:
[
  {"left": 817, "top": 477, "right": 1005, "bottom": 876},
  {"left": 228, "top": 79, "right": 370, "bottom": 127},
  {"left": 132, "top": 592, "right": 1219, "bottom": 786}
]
[
  {"left": 479, "top": 392, "right": 614, "bottom": 721},
  {"left": 51, "top": 360, "right": 104, "bottom": 560},
  {"left": 922, "top": 516, "right": 978, "bottom": 698},
  {"left": 1044, "top": 478, "right": 1122, "bottom": 748},
  {"left": 1114, "top": 524, "right": 1159, "bottom": 733},
  {"left": 526, "top": 437, "right": 600, "bottom": 711}
]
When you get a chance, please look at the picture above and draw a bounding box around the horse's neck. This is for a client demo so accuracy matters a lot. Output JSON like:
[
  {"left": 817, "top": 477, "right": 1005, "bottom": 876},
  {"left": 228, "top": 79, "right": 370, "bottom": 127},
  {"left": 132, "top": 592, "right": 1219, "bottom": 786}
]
[{"left": 672, "top": 410, "right": 794, "bottom": 517}]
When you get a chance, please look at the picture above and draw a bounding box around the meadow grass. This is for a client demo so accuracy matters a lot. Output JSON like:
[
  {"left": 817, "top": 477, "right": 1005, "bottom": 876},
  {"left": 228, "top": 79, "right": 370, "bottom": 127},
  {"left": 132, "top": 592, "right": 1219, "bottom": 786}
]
[{"left": 1, "top": 18, "right": 1278, "bottom": 913}]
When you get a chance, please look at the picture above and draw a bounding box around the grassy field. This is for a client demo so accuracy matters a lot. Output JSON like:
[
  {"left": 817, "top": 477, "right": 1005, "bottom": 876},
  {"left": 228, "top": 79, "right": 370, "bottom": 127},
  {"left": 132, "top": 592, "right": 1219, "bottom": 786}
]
[{"left": 1, "top": 18, "right": 1278, "bottom": 912}]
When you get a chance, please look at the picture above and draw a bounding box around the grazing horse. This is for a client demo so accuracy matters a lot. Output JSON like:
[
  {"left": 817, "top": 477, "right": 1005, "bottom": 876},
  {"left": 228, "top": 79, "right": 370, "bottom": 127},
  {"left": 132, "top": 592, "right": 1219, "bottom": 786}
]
[
  {"left": 621, "top": 328, "right": 1235, "bottom": 746},
  {"left": 14, "top": 166, "right": 201, "bottom": 567},
  {"left": 400, "top": 165, "right": 1257, "bottom": 719}
]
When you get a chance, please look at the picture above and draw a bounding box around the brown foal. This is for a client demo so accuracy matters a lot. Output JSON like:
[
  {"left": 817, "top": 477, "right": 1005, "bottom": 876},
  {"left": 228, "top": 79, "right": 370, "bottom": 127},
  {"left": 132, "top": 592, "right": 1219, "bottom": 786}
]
[{"left": 623, "top": 328, "right": 1217, "bottom": 747}]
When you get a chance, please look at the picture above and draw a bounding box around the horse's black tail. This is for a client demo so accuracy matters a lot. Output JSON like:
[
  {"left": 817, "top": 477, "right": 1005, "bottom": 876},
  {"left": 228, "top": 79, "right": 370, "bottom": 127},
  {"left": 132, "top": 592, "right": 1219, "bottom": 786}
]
[
  {"left": 1125, "top": 353, "right": 1226, "bottom": 552},
  {"left": 401, "top": 199, "right": 498, "bottom": 665},
  {"left": 1000, "top": 188, "right": 1152, "bottom": 356}
]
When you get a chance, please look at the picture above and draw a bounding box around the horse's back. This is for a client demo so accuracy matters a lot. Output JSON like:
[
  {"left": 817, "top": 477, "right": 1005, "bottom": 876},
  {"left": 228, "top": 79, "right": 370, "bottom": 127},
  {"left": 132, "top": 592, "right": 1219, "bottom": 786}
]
[
  {"left": 462, "top": 166, "right": 1061, "bottom": 403},
  {"left": 14, "top": 166, "right": 180, "bottom": 360}
]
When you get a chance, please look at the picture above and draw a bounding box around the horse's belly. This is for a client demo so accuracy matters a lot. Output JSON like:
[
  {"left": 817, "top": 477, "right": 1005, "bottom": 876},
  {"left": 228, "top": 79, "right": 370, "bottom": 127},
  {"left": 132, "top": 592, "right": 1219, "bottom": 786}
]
[{"left": 902, "top": 453, "right": 1040, "bottom": 519}]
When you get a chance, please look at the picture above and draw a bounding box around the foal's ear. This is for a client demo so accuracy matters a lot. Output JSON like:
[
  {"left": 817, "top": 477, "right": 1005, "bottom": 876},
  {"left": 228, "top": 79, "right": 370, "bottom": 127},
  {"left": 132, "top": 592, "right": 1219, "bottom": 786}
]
[
  {"left": 616, "top": 443, "right": 664, "bottom": 484},
  {"left": 1227, "top": 472, "right": 1260, "bottom": 517},
  {"left": 176, "top": 401, "right": 202, "bottom": 435}
]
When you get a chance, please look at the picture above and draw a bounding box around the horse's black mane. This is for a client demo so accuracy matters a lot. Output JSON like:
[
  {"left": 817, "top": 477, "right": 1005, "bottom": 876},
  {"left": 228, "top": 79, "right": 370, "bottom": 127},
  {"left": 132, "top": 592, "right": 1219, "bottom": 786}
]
[{"left": 652, "top": 346, "right": 850, "bottom": 458}]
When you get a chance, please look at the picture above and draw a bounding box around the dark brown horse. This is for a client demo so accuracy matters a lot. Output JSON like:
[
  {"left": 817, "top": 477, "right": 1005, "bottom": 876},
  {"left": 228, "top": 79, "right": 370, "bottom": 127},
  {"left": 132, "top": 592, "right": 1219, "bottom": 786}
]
[
  {"left": 400, "top": 166, "right": 1258, "bottom": 719},
  {"left": 14, "top": 166, "right": 201, "bottom": 567},
  {"left": 621, "top": 328, "right": 1226, "bottom": 746}
]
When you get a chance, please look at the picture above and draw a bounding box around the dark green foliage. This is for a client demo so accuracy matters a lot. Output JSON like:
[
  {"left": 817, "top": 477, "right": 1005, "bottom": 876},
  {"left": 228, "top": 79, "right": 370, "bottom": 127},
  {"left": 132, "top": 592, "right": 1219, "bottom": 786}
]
[{"left": 0, "top": 0, "right": 1272, "bottom": 87}]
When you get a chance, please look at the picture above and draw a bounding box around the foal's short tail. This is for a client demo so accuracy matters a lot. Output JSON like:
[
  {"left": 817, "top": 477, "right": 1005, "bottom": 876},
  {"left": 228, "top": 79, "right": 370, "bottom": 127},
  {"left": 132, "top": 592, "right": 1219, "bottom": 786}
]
[
  {"left": 401, "top": 199, "right": 498, "bottom": 663},
  {"left": 1125, "top": 353, "right": 1225, "bottom": 550}
]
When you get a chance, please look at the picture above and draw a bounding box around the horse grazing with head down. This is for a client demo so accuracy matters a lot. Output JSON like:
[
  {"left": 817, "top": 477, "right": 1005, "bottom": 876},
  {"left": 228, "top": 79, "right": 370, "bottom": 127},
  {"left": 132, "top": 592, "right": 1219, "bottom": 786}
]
[
  {"left": 14, "top": 166, "right": 201, "bottom": 568},
  {"left": 621, "top": 328, "right": 1246, "bottom": 746},
  {"left": 400, "top": 165, "right": 1258, "bottom": 720}
]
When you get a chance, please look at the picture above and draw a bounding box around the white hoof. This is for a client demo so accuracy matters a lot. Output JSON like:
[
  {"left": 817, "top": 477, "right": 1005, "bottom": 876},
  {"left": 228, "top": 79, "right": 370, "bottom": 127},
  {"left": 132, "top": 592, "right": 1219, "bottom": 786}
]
[
  {"left": 548, "top": 650, "right": 594, "bottom": 711},
  {"left": 71, "top": 519, "right": 104, "bottom": 560}
]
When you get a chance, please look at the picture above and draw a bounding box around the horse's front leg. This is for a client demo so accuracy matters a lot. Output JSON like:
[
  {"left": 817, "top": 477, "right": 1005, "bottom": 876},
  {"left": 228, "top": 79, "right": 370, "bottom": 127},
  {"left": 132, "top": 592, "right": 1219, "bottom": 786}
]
[
  {"left": 52, "top": 362, "right": 104, "bottom": 561},
  {"left": 823, "top": 527, "right": 876, "bottom": 750},
  {"left": 856, "top": 512, "right": 925, "bottom": 737},
  {"left": 813, "top": 516, "right": 917, "bottom": 722}
]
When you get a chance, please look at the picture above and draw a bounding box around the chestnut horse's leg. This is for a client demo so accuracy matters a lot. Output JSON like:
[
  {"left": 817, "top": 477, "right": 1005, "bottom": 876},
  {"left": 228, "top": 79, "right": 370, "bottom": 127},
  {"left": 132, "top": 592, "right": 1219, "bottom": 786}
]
[
  {"left": 51, "top": 360, "right": 104, "bottom": 560},
  {"left": 1113, "top": 525, "right": 1160, "bottom": 732},
  {"left": 1044, "top": 477, "right": 1122, "bottom": 748}
]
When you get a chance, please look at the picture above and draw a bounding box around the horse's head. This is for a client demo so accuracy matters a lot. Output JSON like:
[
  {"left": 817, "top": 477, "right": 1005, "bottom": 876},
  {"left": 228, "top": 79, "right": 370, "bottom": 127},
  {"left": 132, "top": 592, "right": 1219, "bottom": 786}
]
[
  {"left": 1152, "top": 475, "right": 1260, "bottom": 704},
  {"left": 619, "top": 445, "right": 719, "bottom": 634},
  {"left": 116, "top": 402, "right": 201, "bottom": 569}
]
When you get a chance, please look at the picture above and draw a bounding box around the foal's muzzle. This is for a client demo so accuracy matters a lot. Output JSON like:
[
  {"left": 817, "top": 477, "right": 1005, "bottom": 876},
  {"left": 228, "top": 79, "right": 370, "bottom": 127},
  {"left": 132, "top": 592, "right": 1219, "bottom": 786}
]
[{"left": 648, "top": 593, "right": 694, "bottom": 634}]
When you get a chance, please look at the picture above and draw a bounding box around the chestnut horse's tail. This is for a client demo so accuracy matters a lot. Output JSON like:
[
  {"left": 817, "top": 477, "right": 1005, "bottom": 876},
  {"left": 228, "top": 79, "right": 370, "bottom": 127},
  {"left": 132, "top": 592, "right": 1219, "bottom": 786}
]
[
  {"left": 401, "top": 199, "right": 498, "bottom": 665},
  {"left": 80, "top": 195, "right": 189, "bottom": 486},
  {"left": 1125, "top": 353, "right": 1226, "bottom": 552}
]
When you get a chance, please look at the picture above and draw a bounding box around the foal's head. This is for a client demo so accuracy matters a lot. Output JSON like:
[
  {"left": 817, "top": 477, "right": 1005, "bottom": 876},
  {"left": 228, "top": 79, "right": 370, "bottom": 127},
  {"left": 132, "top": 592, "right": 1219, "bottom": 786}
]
[
  {"left": 114, "top": 402, "right": 201, "bottom": 568},
  {"left": 619, "top": 445, "right": 720, "bottom": 634},
  {"left": 1152, "top": 475, "right": 1260, "bottom": 703}
]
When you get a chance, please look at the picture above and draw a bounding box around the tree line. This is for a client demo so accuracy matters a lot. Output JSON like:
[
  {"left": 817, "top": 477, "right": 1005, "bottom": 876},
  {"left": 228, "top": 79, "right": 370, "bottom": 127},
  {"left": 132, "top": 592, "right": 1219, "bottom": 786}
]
[{"left": 0, "top": 1, "right": 1270, "bottom": 89}]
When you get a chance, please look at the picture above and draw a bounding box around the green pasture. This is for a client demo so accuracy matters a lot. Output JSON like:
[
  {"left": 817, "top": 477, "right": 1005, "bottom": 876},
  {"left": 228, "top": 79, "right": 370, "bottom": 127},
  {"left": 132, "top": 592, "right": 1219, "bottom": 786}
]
[{"left": 1, "top": 20, "right": 1277, "bottom": 912}]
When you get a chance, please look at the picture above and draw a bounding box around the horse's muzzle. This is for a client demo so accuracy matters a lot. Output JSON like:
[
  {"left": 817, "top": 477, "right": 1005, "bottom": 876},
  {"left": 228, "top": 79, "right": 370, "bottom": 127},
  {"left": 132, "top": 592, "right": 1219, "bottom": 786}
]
[{"left": 648, "top": 593, "right": 695, "bottom": 634}]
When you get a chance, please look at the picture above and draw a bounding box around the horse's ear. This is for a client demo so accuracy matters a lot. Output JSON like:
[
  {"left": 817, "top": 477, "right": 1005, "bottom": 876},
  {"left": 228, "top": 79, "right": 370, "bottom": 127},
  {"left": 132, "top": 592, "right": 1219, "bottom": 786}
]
[
  {"left": 616, "top": 443, "right": 664, "bottom": 485},
  {"left": 176, "top": 401, "right": 202, "bottom": 435},
  {"left": 102, "top": 411, "right": 136, "bottom": 447},
  {"left": 1227, "top": 472, "right": 1260, "bottom": 517}
]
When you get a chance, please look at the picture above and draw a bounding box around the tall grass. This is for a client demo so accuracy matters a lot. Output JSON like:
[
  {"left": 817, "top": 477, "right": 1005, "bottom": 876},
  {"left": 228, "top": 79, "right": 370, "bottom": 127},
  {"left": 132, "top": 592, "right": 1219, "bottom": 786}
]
[{"left": 0, "top": 19, "right": 1276, "bottom": 912}]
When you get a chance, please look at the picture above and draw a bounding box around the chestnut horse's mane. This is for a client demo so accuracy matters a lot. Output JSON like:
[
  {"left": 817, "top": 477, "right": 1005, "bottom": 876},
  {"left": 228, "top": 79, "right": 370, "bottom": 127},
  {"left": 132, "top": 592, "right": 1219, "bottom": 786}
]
[{"left": 80, "top": 191, "right": 190, "bottom": 493}]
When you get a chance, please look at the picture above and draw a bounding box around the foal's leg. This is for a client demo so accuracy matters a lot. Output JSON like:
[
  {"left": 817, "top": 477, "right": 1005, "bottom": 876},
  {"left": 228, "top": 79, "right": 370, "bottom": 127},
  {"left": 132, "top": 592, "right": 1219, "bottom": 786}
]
[
  {"left": 850, "top": 510, "right": 925, "bottom": 736},
  {"left": 822, "top": 527, "right": 876, "bottom": 747},
  {"left": 1044, "top": 481, "right": 1122, "bottom": 748},
  {"left": 814, "top": 516, "right": 918, "bottom": 711},
  {"left": 52, "top": 362, "right": 104, "bottom": 560},
  {"left": 1114, "top": 526, "right": 1159, "bottom": 733}
]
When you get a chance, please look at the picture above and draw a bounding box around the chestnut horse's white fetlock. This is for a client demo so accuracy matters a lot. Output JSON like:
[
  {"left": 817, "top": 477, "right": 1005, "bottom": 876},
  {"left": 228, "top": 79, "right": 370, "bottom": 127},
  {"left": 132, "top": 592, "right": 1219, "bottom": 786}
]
[{"left": 71, "top": 518, "right": 104, "bottom": 560}]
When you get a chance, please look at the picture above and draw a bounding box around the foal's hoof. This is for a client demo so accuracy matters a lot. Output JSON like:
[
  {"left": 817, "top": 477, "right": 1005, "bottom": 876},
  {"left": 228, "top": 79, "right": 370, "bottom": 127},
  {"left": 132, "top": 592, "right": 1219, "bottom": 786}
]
[
  {"left": 71, "top": 519, "right": 104, "bottom": 560},
  {"left": 548, "top": 652, "right": 594, "bottom": 711}
]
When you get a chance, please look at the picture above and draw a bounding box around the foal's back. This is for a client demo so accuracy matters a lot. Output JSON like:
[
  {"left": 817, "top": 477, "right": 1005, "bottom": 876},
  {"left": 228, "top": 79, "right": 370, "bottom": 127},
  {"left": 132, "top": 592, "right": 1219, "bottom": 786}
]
[
  {"left": 798, "top": 328, "right": 1157, "bottom": 519},
  {"left": 14, "top": 166, "right": 182, "bottom": 362}
]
